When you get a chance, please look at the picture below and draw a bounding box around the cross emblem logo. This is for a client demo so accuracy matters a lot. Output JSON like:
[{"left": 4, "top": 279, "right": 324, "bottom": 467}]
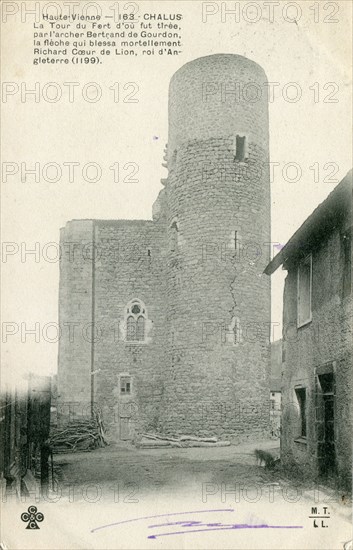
[{"left": 21, "top": 505, "right": 44, "bottom": 529}]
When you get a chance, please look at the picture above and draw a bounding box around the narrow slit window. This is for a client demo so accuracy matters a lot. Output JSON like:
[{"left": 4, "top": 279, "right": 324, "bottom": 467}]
[
  {"left": 342, "top": 231, "right": 352, "bottom": 298},
  {"left": 170, "top": 219, "right": 179, "bottom": 252},
  {"left": 297, "top": 254, "right": 312, "bottom": 327},
  {"left": 234, "top": 318, "right": 241, "bottom": 344},
  {"left": 295, "top": 387, "right": 307, "bottom": 438},
  {"left": 235, "top": 135, "right": 246, "bottom": 162}
]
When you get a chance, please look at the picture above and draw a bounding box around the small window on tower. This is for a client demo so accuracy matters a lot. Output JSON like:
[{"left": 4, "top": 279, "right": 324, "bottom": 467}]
[
  {"left": 235, "top": 135, "right": 246, "bottom": 162},
  {"left": 233, "top": 317, "right": 241, "bottom": 344},
  {"left": 170, "top": 218, "right": 179, "bottom": 252},
  {"left": 120, "top": 376, "right": 131, "bottom": 394},
  {"left": 342, "top": 230, "right": 352, "bottom": 298}
]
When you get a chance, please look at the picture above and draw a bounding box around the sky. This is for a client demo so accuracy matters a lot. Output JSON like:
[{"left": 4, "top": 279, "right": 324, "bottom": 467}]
[{"left": 1, "top": 0, "right": 352, "bottom": 385}]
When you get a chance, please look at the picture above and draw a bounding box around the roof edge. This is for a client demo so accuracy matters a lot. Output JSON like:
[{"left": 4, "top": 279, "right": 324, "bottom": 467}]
[{"left": 264, "top": 169, "right": 352, "bottom": 276}]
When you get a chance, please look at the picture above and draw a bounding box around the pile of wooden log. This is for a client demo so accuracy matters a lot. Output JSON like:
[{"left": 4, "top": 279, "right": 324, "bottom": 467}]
[
  {"left": 49, "top": 413, "right": 108, "bottom": 453},
  {"left": 138, "top": 433, "right": 231, "bottom": 448}
]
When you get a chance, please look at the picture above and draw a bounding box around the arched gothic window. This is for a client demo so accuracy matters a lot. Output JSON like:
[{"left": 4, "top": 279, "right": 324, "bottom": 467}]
[{"left": 125, "top": 299, "right": 147, "bottom": 342}]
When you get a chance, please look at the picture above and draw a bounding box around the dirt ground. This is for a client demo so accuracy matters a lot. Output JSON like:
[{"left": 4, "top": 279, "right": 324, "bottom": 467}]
[
  {"left": 2, "top": 439, "right": 352, "bottom": 550},
  {"left": 51, "top": 438, "right": 351, "bottom": 506},
  {"left": 52, "top": 439, "right": 281, "bottom": 501}
]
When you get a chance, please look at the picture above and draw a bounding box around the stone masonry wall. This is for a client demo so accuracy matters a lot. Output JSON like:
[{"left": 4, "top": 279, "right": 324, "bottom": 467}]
[
  {"left": 57, "top": 220, "right": 94, "bottom": 422},
  {"left": 161, "top": 138, "right": 271, "bottom": 439},
  {"left": 161, "top": 54, "right": 271, "bottom": 439},
  {"left": 281, "top": 226, "right": 352, "bottom": 489},
  {"left": 92, "top": 219, "right": 167, "bottom": 441}
]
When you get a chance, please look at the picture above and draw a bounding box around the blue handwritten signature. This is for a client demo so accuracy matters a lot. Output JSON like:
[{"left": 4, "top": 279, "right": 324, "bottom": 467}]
[{"left": 92, "top": 508, "right": 303, "bottom": 539}]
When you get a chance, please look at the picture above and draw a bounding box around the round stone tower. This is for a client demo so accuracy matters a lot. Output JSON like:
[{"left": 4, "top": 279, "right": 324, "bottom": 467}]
[{"left": 162, "top": 54, "right": 271, "bottom": 441}]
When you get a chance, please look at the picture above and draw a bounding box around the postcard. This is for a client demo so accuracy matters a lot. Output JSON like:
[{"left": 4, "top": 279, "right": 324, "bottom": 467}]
[{"left": 1, "top": 1, "right": 352, "bottom": 548}]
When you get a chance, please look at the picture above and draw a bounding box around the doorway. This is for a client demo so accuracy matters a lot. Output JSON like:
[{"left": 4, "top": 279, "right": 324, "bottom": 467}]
[
  {"left": 119, "top": 415, "right": 133, "bottom": 440},
  {"left": 117, "top": 375, "right": 135, "bottom": 441},
  {"left": 316, "top": 372, "right": 336, "bottom": 478}
]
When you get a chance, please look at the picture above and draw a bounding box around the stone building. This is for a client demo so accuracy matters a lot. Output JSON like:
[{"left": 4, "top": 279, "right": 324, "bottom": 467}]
[
  {"left": 265, "top": 170, "right": 352, "bottom": 489},
  {"left": 57, "top": 54, "right": 271, "bottom": 442}
]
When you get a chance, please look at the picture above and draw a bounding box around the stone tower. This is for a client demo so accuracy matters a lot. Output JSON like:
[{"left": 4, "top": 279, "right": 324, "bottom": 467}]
[
  {"left": 57, "top": 54, "right": 271, "bottom": 443},
  {"left": 161, "top": 54, "right": 271, "bottom": 439}
]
